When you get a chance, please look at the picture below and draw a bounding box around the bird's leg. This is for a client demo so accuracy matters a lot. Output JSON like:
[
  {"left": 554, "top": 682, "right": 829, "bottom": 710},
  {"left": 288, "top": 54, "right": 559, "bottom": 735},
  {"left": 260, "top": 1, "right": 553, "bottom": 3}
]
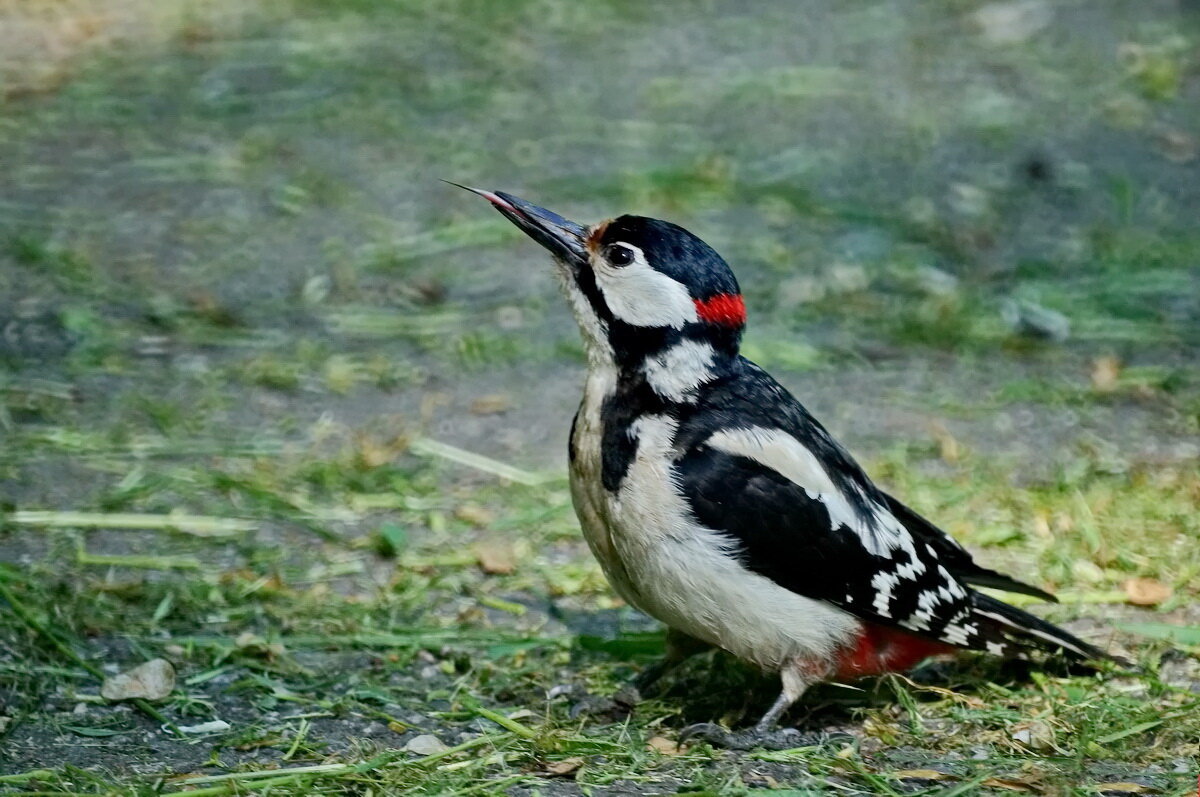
[
  {"left": 680, "top": 660, "right": 839, "bottom": 751},
  {"left": 633, "top": 627, "right": 712, "bottom": 695}
]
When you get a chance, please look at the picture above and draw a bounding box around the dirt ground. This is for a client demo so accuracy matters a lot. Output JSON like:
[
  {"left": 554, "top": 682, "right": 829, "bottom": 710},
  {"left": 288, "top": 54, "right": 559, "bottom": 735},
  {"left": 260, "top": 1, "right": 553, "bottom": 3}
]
[{"left": 1, "top": 1, "right": 1199, "bottom": 794}]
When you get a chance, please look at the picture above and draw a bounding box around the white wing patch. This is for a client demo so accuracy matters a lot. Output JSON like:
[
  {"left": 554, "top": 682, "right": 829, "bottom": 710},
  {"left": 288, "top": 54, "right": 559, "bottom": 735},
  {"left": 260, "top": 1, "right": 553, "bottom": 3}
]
[
  {"left": 704, "top": 426, "right": 914, "bottom": 558},
  {"left": 642, "top": 339, "right": 716, "bottom": 402}
]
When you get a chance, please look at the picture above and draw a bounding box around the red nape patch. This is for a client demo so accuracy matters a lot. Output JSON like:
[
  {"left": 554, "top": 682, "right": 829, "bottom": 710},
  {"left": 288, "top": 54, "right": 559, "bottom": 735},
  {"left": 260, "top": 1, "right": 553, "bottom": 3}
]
[
  {"left": 833, "top": 623, "right": 957, "bottom": 680},
  {"left": 693, "top": 293, "right": 746, "bottom": 327}
]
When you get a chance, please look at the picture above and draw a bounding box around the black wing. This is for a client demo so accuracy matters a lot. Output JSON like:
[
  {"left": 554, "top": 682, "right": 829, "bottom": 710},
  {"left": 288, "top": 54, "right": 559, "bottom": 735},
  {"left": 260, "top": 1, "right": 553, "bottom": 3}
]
[{"left": 671, "top": 359, "right": 1073, "bottom": 654}]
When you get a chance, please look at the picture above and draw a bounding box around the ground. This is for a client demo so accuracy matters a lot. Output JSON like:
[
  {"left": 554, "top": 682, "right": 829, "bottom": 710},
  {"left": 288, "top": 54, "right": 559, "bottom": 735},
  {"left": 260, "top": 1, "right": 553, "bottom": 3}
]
[{"left": 1, "top": 0, "right": 1199, "bottom": 794}]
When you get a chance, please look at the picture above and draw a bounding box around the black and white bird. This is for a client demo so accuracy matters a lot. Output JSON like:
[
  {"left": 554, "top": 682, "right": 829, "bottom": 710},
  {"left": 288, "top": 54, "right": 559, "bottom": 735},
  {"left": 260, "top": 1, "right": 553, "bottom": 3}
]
[{"left": 460, "top": 187, "right": 1123, "bottom": 747}]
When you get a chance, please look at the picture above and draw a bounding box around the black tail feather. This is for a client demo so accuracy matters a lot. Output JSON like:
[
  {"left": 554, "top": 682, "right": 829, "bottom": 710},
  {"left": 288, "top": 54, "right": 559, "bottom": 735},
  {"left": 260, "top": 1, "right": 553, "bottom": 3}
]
[
  {"left": 969, "top": 592, "right": 1133, "bottom": 669},
  {"left": 883, "top": 493, "right": 1059, "bottom": 604}
]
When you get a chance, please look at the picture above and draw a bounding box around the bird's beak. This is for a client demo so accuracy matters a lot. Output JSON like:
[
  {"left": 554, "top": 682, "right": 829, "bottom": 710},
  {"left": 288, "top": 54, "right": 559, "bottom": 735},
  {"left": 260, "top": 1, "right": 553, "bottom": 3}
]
[{"left": 450, "top": 183, "right": 588, "bottom": 266}]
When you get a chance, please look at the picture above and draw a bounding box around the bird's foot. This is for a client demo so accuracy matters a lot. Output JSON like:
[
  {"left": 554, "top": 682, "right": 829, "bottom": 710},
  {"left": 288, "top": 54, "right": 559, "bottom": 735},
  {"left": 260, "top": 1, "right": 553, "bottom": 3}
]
[{"left": 678, "top": 723, "right": 841, "bottom": 752}]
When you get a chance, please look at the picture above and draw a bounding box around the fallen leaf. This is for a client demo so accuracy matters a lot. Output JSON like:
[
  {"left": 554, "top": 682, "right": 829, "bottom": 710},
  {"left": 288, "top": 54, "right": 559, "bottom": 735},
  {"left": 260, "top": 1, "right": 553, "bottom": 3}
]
[
  {"left": 1091, "top": 356, "right": 1122, "bottom": 392},
  {"left": 234, "top": 632, "right": 285, "bottom": 658},
  {"left": 930, "top": 422, "right": 960, "bottom": 463},
  {"left": 1156, "top": 128, "right": 1197, "bottom": 164},
  {"left": 1009, "top": 719, "right": 1055, "bottom": 750},
  {"left": 893, "top": 769, "right": 953, "bottom": 784},
  {"left": 1092, "top": 784, "right": 1152, "bottom": 794},
  {"left": 456, "top": 504, "right": 495, "bottom": 527},
  {"left": 544, "top": 757, "right": 585, "bottom": 776},
  {"left": 1123, "top": 577, "right": 1171, "bottom": 607},
  {"left": 646, "top": 736, "right": 681, "bottom": 755},
  {"left": 470, "top": 394, "right": 511, "bottom": 415},
  {"left": 981, "top": 776, "right": 1039, "bottom": 792},
  {"left": 475, "top": 541, "right": 515, "bottom": 575},
  {"left": 101, "top": 659, "right": 176, "bottom": 702},
  {"left": 355, "top": 434, "right": 394, "bottom": 468},
  {"left": 405, "top": 734, "right": 449, "bottom": 755}
]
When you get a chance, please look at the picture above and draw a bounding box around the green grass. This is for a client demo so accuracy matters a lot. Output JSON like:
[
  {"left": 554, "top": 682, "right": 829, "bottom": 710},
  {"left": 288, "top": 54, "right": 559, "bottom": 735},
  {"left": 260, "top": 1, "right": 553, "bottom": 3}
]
[
  {"left": 1, "top": 0, "right": 1199, "bottom": 793},
  {"left": 2, "top": 422, "right": 1197, "bottom": 793}
]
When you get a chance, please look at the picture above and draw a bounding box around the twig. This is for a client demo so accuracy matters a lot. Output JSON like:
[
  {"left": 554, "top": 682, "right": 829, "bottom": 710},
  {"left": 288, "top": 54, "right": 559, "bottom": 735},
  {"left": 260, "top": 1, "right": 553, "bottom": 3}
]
[
  {"left": 409, "top": 437, "right": 555, "bottom": 485},
  {"left": 471, "top": 704, "right": 538, "bottom": 740},
  {"left": 168, "top": 733, "right": 510, "bottom": 793},
  {"left": 8, "top": 510, "right": 253, "bottom": 538},
  {"left": 0, "top": 580, "right": 183, "bottom": 737},
  {"left": 76, "top": 548, "right": 202, "bottom": 570},
  {"left": 0, "top": 769, "right": 56, "bottom": 783}
]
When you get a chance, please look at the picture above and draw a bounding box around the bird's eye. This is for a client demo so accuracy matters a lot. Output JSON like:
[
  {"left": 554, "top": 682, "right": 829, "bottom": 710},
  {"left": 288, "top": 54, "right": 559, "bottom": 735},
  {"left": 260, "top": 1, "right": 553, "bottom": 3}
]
[{"left": 605, "top": 244, "right": 635, "bottom": 267}]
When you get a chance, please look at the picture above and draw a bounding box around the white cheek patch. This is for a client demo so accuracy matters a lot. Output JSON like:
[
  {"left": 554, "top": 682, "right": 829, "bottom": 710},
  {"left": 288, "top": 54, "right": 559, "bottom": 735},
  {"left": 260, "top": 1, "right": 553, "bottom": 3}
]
[{"left": 592, "top": 244, "right": 698, "bottom": 329}]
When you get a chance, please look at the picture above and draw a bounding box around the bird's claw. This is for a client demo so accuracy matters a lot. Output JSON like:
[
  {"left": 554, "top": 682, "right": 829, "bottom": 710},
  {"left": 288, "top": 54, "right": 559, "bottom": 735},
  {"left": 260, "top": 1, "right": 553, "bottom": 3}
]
[{"left": 679, "top": 723, "right": 831, "bottom": 751}]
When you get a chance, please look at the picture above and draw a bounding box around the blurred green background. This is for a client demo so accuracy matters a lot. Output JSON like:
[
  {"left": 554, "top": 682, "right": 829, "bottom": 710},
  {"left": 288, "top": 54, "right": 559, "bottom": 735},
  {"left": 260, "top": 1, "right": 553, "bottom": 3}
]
[{"left": 1, "top": 1, "right": 1198, "bottom": 793}]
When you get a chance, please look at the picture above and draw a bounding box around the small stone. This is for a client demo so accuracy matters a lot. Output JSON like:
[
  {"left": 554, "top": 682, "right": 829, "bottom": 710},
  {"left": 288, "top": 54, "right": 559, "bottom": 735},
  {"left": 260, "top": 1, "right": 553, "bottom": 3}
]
[
  {"left": 827, "top": 262, "right": 870, "bottom": 293},
  {"left": 101, "top": 659, "right": 176, "bottom": 702},
  {"left": 1072, "top": 560, "right": 1105, "bottom": 585},
  {"left": 914, "top": 265, "right": 959, "bottom": 297},
  {"left": 301, "top": 274, "right": 332, "bottom": 306},
  {"left": 495, "top": 306, "right": 524, "bottom": 330},
  {"left": 178, "top": 719, "right": 231, "bottom": 734},
  {"left": 405, "top": 733, "right": 449, "bottom": 755},
  {"left": 778, "top": 275, "right": 826, "bottom": 307},
  {"left": 949, "top": 183, "right": 990, "bottom": 218},
  {"left": 969, "top": 1, "right": 1052, "bottom": 46},
  {"left": 1091, "top": 356, "right": 1122, "bottom": 393},
  {"left": 1156, "top": 128, "right": 1197, "bottom": 164},
  {"left": 1001, "top": 299, "right": 1070, "bottom": 342}
]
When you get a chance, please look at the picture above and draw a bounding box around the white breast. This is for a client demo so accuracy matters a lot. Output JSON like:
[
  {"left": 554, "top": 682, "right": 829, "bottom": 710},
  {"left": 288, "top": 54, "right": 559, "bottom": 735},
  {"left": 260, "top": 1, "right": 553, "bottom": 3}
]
[
  {"left": 568, "top": 363, "right": 649, "bottom": 610},
  {"left": 570, "top": 410, "right": 861, "bottom": 670}
]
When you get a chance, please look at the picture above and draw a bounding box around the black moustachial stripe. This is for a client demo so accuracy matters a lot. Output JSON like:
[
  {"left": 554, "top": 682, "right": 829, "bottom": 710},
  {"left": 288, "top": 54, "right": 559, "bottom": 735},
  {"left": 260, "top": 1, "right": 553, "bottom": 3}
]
[{"left": 598, "top": 372, "right": 672, "bottom": 492}]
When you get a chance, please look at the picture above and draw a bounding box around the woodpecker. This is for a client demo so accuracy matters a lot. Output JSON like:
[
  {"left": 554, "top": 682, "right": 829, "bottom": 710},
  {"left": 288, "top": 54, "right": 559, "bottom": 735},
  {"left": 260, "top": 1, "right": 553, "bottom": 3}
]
[{"left": 460, "top": 186, "right": 1123, "bottom": 748}]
